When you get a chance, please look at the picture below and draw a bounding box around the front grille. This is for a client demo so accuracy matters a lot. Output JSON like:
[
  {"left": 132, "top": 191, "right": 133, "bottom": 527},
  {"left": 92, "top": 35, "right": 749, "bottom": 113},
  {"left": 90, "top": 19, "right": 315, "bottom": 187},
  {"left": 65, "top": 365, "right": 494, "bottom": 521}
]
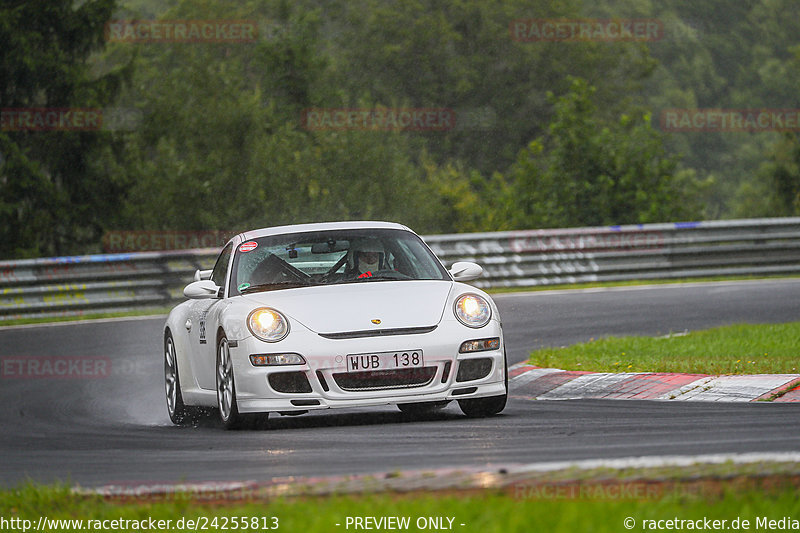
[
  {"left": 318, "top": 325, "right": 437, "bottom": 340},
  {"left": 332, "top": 367, "right": 437, "bottom": 391},
  {"left": 456, "top": 358, "right": 493, "bottom": 382},
  {"left": 268, "top": 371, "right": 312, "bottom": 393}
]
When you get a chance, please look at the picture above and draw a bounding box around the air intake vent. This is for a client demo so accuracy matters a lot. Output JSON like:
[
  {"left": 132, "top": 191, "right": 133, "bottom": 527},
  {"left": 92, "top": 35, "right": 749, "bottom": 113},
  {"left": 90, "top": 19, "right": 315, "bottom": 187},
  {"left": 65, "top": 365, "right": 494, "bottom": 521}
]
[
  {"left": 268, "top": 371, "right": 312, "bottom": 393},
  {"left": 456, "top": 358, "right": 493, "bottom": 382}
]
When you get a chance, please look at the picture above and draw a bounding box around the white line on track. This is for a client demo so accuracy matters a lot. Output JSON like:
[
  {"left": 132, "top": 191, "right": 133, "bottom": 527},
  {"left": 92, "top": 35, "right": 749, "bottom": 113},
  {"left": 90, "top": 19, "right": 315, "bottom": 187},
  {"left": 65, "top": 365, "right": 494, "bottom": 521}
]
[{"left": 514, "top": 451, "right": 800, "bottom": 474}]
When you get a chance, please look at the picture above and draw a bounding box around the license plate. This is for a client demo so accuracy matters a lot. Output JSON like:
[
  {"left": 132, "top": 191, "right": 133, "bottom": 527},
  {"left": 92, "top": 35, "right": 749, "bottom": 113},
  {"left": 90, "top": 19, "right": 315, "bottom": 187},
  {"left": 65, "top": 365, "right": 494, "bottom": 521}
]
[{"left": 346, "top": 350, "right": 424, "bottom": 372}]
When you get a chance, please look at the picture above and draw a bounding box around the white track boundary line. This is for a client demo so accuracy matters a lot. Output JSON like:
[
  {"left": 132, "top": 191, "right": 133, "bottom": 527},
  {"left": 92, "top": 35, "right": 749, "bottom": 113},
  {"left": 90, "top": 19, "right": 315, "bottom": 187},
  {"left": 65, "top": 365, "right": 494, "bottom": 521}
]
[{"left": 514, "top": 451, "right": 800, "bottom": 474}]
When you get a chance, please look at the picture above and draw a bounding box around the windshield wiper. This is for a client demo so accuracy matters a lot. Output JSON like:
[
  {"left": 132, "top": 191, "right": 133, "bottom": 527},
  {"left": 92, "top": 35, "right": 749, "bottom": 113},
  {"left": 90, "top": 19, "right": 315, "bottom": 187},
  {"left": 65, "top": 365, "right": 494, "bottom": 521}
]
[{"left": 240, "top": 281, "right": 309, "bottom": 294}]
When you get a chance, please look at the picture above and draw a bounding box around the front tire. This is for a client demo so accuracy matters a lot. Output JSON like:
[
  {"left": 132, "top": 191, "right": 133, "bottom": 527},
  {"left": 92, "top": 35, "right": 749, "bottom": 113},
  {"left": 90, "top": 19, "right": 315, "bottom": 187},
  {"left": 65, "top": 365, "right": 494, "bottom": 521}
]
[
  {"left": 165, "top": 331, "right": 191, "bottom": 425},
  {"left": 458, "top": 394, "right": 506, "bottom": 417},
  {"left": 216, "top": 334, "right": 245, "bottom": 429}
]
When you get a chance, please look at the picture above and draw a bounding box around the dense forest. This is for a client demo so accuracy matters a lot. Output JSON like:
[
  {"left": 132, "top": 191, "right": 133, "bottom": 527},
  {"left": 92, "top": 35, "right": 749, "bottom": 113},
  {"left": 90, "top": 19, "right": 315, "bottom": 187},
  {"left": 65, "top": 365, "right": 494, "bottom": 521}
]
[{"left": 1, "top": 0, "right": 799, "bottom": 258}]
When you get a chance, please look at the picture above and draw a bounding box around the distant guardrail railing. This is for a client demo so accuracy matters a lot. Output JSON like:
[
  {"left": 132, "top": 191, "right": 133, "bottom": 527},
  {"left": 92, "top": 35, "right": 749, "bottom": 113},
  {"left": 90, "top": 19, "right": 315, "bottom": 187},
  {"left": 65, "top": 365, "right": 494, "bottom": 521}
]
[{"left": 2, "top": 218, "right": 799, "bottom": 321}]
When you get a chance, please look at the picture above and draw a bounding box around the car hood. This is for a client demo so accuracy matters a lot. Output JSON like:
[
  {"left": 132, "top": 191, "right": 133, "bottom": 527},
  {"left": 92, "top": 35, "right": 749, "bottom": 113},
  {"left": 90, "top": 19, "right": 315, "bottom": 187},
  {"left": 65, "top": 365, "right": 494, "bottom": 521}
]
[{"left": 240, "top": 280, "right": 452, "bottom": 333}]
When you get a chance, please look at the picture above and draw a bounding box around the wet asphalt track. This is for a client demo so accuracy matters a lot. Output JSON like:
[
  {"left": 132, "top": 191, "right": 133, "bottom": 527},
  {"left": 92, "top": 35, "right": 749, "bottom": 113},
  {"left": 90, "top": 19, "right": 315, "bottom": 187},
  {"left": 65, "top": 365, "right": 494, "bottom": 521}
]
[{"left": 1, "top": 279, "right": 799, "bottom": 487}]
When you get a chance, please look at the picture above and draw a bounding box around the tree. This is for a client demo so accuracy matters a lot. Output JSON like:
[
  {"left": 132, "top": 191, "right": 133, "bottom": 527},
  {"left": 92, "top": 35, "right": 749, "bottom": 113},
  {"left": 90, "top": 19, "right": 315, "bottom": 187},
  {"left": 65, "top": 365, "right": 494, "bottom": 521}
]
[
  {"left": 325, "top": 0, "right": 657, "bottom": 175},
  {"left": 109, "top": 0, "right": 449, "bottom": 235},
  {"left": 503, "top": 77, "right": 705, "bottom": 228},
  {"left": 747, "top": 132, "right": 800, "bottom": 216},
  {"left": 0, "top": 0, "right": 126, "bottom": 258}
]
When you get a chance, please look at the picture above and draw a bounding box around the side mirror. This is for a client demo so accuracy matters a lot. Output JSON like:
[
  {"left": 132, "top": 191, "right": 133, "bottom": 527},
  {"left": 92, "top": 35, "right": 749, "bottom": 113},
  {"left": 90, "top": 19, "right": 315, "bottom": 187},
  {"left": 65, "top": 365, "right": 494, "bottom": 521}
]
[
  {"left": 449, "top": 261, "right": 483, "bottom": 282},
  {"left": 184, "top": 279, "right": 221, "bottom": 299},
  {"left": 194, "top": 269, "right": 213, "bottom": 282}
]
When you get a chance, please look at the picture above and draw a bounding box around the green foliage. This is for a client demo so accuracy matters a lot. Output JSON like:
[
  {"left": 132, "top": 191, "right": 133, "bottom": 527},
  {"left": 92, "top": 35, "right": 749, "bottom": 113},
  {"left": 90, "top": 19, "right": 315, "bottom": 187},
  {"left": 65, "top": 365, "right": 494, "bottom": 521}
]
[
  {"left": 327, "top": 0, "right": 656, "bottom": 175},
  {"left": 3, "top": 0, "right": 800, "bottom": 258},
  {"left": 109, "top": 1, "right": 450, "bottom": 234},
  {"left": 0, "top": 0, "right": 126, "bottom": 258},
  {"left": 501, "top": 77, "right": 706, "bottom": 228},
  {"left": 751, "top": 132, "right": 800, "bottom": 216},
  {"left": 102, "top": 0, "right": 672, "bottom": 240},
  {"left": 631, "top": 0, "right": 800, "bottom": 218}
]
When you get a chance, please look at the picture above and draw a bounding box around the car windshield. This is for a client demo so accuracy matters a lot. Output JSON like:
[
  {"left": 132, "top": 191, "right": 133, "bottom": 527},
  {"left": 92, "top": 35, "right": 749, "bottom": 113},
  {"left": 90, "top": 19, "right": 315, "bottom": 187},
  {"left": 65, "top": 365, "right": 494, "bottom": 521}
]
[{"left": 229, "top": 228, "right": 449, "bottom": 296}]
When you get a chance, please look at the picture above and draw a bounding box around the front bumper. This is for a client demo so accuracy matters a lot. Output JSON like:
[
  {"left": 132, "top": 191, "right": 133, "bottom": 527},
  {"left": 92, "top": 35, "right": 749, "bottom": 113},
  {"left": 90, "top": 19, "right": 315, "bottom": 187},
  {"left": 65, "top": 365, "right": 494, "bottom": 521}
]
[{"left": 230, "top": 318, "right": 506, "bottom": 414}]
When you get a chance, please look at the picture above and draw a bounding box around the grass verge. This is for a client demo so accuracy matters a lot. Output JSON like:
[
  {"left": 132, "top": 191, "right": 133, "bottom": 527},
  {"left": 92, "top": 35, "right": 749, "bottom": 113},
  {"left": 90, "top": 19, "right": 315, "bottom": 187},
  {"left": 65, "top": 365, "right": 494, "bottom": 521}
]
[
  {"left": 0, "top": 307, "right": 172, "bottom": 328},
  {"left": 528, "top": 322, "right": 800, "bottom": 374},
  {"left": 1, "top": 483, "right": 799, "bottom": 533}
]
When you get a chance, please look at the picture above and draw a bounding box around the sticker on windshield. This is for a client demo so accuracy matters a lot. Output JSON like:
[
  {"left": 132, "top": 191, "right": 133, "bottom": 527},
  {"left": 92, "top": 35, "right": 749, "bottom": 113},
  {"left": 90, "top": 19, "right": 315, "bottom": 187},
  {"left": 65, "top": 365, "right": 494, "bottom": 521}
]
[
  {"left": 239, "top": 241, "right": 258, "bottom": 252},
  {"left": 238, "top": 282, "right": 251, "bottom": 291}
]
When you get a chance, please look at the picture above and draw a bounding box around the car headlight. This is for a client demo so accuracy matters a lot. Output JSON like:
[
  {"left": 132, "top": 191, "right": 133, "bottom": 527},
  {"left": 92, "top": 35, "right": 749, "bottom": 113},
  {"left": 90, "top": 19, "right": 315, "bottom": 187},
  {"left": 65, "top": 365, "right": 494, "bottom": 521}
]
[
  {"left": 454, "top": 294, "right": 492, "bottom": 328},
  {"left": 247, "top": 307, "right": 289, "bottom": 342}
]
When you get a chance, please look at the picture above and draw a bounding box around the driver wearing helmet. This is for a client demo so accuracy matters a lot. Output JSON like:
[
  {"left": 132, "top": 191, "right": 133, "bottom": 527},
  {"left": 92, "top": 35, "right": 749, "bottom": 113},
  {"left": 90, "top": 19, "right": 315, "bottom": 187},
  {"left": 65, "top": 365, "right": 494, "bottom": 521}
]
[{"left": 347, "top": 238, "right": 385, "bottom": 278}]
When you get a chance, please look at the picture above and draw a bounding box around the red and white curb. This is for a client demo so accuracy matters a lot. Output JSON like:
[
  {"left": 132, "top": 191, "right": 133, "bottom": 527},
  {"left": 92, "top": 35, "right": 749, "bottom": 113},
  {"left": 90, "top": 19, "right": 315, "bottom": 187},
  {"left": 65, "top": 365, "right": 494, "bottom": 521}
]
[{"left": 509, "top": 363, "right": 800, "bottom": 402}]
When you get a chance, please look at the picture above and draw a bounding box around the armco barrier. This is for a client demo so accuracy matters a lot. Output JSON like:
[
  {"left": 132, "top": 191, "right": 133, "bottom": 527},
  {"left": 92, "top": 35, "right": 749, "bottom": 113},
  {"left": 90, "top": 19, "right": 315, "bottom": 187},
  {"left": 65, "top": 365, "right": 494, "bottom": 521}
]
[{"left": 1, "top": 218, "right": 799, "bottom": 321}]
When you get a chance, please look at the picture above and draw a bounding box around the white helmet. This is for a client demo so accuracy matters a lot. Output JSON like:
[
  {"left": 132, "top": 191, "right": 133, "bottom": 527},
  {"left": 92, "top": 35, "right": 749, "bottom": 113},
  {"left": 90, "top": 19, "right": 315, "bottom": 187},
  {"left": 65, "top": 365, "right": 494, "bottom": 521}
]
[{"left": 348, "top": 238, "right": 385, "bottom": 274}]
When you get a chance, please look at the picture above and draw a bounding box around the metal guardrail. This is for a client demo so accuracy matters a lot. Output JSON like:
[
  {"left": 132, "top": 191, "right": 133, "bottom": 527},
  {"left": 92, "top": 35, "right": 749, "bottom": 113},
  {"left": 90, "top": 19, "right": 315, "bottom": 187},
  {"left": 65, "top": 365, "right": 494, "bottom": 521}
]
[{"left": 2, "top": 218, "right": 799, "bottom": 321}]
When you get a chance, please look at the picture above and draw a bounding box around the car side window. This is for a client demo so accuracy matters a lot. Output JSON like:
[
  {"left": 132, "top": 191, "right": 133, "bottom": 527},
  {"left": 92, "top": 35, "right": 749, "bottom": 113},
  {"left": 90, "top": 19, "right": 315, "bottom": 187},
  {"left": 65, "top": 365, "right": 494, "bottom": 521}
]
[{"left": 210, "top": 243, "right": 233, "bottom": 294}]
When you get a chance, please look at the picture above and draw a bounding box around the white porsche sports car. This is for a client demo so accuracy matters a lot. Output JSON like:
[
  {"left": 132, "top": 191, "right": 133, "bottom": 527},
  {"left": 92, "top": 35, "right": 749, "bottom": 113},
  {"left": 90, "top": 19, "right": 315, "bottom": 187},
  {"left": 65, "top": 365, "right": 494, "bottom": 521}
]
[{"left": 164, "top": 221, "right": 507, "bottom": 429}]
